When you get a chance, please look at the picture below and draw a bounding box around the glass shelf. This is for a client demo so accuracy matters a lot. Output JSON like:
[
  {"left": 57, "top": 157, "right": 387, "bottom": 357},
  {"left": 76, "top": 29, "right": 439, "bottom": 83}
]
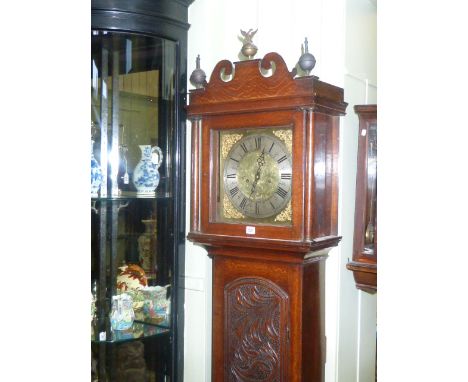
[
  {"left": 91, "top": 190, "right": 172, "bottom": 202},
  {"left": 92, "top": 321, "right": 170, "bottom": 344}
]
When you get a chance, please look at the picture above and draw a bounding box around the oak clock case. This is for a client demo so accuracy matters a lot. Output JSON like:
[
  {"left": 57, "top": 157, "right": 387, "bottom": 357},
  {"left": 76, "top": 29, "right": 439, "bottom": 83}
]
[
  {"left": 91, "top": 1, "right": 193, "bottom": 381},
  {"left": 187, "top": 52, "right": 347, "bottom": 381},
  {"left": 203, "top": 106, "right": 307, "bottom": 243},
  {"left": 347, "top": 104, "right": 377, "bottom": 293}
]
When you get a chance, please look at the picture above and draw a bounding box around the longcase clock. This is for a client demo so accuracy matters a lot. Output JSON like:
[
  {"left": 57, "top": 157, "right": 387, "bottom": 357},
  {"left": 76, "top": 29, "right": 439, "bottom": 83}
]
[
  {"left": 347, "top": 104, "right": 377, "bottom": 293},
  {"left": 187, "top": 51, "right": 347, "bottom": 381}
]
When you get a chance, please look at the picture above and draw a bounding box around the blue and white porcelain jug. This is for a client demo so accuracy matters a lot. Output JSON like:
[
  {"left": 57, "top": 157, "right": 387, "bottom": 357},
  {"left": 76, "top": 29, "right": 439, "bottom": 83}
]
[
  {"left": 133, "top": 145, "right": 163, "bottom": 195},
  {"left": 91, "top": 139, "right": 103, "bottom": 197}
]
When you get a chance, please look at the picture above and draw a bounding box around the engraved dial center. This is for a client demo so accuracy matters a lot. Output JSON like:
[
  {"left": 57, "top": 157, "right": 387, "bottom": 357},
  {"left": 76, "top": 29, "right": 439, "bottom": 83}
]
[{"left": 237, "top": 151, "right": 280, "bottom": 201}]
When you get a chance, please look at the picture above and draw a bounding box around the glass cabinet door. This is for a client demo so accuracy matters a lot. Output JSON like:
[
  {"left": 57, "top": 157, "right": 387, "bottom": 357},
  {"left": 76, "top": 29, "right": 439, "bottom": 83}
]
[
  {"left": 91, "top": 30, "right": 178, "bottom": 382},
  {"left": 347, "top": 104, "right": 377, "bottom": 294},
  {"left": 363, "top": 119, "right": 377, "bottom": 257}
]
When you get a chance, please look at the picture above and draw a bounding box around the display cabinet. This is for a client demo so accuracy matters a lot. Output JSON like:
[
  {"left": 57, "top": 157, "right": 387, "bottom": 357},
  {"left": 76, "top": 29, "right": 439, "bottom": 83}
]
[
  {"left": 347, "top": 104, "right": 377, "bottom": 293},
  {"left": 91, "top": 1, "right": 193, "bottom": 381}
]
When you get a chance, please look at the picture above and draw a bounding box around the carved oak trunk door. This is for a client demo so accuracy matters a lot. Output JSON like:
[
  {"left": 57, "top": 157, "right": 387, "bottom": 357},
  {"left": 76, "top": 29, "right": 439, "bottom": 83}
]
[
  {"left": 187, "top": 51, "right": 347, "bottom": 381},
  {"left": 225, "top": 277, "right": 288, "bottom": 381},
  {"left": 210, "top": 247, "right": 328, "bottom": 382}
]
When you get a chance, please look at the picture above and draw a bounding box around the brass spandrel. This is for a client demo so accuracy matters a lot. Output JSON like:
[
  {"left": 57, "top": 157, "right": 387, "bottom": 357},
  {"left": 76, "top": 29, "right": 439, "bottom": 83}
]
[
  {"left": 221, "top": 133, "right": 243, "bottom": 160},
  {"left": 274, "top": 201, "right": 292, "bottom": 222},
  {"left": 273, "top": 129, "right": 292, "bottom": 154},
  {"left": 223, "top": 194, "right": 245, "bottom": 219}
]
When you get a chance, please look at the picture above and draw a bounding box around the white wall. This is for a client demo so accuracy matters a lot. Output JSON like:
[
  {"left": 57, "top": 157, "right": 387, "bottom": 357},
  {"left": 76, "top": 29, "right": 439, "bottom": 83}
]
[
  {"left": 184, "top": 0, "right": 377, "bottom": 380},
  {"left": 336, "top": 1, "right": 377, "bottom": 381}
]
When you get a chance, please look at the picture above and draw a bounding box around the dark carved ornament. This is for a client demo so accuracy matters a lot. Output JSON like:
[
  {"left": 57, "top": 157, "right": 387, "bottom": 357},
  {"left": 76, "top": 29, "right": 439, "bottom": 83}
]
[{"left": 224, "top": 277, "right": 289, "bottom": 382}]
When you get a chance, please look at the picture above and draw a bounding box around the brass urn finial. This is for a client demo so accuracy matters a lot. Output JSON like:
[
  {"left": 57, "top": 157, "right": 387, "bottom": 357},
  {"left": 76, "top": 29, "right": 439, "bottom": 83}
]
[
  {"left": 240, "top": 28, "right": 258, "bottom": 60},
  {"left": 298, "top": 37, "right": 316, "bottom": 76},
  {"left": 190, "top": 54, "right": 207, "bottom": 89}
]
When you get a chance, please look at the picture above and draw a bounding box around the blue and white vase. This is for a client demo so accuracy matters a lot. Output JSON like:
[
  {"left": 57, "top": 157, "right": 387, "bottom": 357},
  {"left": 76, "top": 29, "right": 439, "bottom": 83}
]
[
  {"left": 133, "top": 145, "right": 163, "bottom": 195},
  {"left": 91, "top": 139, "right": 103, "bottom": 197}
]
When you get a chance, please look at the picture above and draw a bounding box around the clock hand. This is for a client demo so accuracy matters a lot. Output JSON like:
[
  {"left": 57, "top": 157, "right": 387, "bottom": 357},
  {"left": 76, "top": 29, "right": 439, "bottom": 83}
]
[
  {"left": 249, "top": 172, "right": 260, "bottom": 197},
  {"left": 249, "top": 149, "right": 265, "bottom": 197},
  {"left": 257, "top": 148, "right": 266, "bottom": 167}
]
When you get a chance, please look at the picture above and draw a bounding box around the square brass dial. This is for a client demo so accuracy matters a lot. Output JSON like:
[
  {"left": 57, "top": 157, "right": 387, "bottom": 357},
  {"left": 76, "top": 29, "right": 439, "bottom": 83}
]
[{"left": 215, "top": 127, "right": 293, "bottom": 226}]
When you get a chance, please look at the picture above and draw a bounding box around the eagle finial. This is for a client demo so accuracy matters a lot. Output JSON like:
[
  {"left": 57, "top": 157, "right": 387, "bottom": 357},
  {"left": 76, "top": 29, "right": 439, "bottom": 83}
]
[{"left": 240, "top": 28, "right": 258, "bottom": 44}]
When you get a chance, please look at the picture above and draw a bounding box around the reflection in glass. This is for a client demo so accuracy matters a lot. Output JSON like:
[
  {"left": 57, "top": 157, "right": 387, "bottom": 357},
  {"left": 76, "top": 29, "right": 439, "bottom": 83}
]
[
  {"left": 91, "top": 31, "right": 176, "bottom": 198},
  {"left": 364, "top": 123, "right": 377, "bottom": 255}
]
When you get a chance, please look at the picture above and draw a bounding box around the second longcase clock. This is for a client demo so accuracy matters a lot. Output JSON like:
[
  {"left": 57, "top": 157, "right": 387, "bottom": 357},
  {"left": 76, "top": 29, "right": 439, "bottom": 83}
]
[
  {"left": 187, "top": 50, "right": 347, "bottom": 381},
  {"left": 347, "top": 104, "right": 377, "bottom": 293}
]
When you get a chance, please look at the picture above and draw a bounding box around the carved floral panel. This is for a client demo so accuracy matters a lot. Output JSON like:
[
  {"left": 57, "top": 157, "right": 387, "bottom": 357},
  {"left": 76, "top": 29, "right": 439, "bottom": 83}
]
[{"left": 224, "top": 277, "right": 289, "bottom": 381}]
